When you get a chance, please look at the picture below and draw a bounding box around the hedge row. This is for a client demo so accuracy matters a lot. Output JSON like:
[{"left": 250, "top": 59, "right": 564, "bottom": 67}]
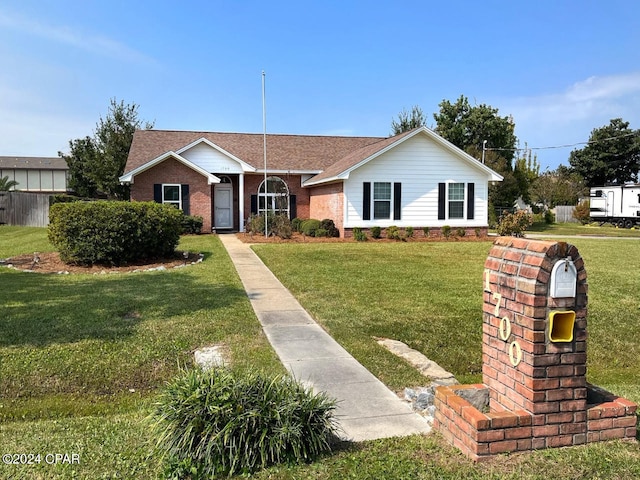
[{"left": 48, "top": 201, "right": 183, "bottom": 265}]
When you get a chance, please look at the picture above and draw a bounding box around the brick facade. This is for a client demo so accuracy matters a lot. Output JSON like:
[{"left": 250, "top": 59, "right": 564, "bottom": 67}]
[
  {"left": 129, "top": 158, "right": 212, "bottom": 232},
  {"left": 435, "top": 237, "right": 637, "bottom": 461},
  {"left": 309, "top": 183, "right": 344, "bottom": 234}
]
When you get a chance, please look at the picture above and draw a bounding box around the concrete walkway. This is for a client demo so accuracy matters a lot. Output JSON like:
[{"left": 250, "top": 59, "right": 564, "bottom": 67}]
[{"left": 218, "top": 234, "right": 431, "bottom": 442}]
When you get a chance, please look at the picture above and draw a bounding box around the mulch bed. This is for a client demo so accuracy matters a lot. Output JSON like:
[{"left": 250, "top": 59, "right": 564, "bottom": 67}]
[{"left": 1, "top": 251, "right": 201, "bottom": 274}]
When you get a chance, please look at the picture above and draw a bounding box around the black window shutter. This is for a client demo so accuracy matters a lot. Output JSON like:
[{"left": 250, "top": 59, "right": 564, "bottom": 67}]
[
  {"left": 438, "top": 183, "right": 446, "bottom": 220},
  {"left": 250, "top": 195, "right": 258, "bottom": 214},
  {"left": 289, "top": 195, "right": 297, "bottom": 219},
  {"left": 467, "top": 183, "right": 475, "bottom": 220},
  {"left": 393, "top": 182, "right": 401, "bottom": 220},
  {"left": 363, "top": 182, "right": 371, "bottom": 220},
  {"left": 181, "top": 184, "right": 190, "bottom": 215},
  {"left": 153, "top": 184, "right": 162, "bottom": 203}
]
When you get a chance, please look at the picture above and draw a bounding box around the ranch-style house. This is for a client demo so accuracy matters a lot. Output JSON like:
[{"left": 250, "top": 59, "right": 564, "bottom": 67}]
[{"left": 119, "top": 126, "right": 503, "bottom": 237}]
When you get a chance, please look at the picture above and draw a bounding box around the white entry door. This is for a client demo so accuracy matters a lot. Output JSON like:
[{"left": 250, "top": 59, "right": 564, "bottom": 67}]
[{"left": 214, "top": 185, "right": 233, "bottom": 229}]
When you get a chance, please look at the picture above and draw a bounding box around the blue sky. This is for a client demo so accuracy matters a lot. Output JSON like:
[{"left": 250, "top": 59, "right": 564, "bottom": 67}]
[{"left": 1, "top": 1, "right": 639, "bottom": 170}]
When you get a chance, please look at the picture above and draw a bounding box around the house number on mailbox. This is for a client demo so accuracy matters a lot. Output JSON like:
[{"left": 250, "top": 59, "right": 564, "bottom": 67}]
[{"left": 485, "top": 270, "right": 522, "bottom": 367}]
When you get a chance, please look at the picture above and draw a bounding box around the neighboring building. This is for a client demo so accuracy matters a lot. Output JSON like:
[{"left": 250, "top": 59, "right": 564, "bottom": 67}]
[
  {"left": 120, "top": 127, "right": 503, "bottom": 236},
  {"left": 0, "top": 156, "right": 68, "bottom": 192}
]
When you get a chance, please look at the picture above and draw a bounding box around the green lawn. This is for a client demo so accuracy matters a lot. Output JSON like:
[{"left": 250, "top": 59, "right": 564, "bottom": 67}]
[
  {"left": 527, "top": 221, "right": 640, "bottom": 237},
  {"left": 1, "top": 227, "right": 638, "bottom": 479},
  {"left": 0, "top": 227, "right": 283, "bottom": 478}
]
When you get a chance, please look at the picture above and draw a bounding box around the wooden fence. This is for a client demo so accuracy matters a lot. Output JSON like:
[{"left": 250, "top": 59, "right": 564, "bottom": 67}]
[
  {"left": 554, "top": 205, "right": 578, "bottom": 223},
  {"left": 0, "top": 192, "right": 51, "bottom": 227}
]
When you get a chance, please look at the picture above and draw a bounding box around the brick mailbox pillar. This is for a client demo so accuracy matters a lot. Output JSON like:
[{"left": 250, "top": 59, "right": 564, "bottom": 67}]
[{"left": 434, "top": 237, "right": 637, "bottom": 460}]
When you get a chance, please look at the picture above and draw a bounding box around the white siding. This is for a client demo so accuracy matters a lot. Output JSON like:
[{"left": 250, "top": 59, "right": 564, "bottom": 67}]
[
  {"left": 344, "top": 134, "right": 491, "bottom": 228},
  {"left": 0, "top": 169, "right": 67, "bottom": 192},
  {"left": 181, "top": 143, "right": 245, "bottom": 174}
]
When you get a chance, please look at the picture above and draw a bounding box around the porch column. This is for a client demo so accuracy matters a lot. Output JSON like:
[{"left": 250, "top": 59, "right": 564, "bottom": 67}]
[{"left": 239, "top": 173, "right": 245, "bottom": 232}]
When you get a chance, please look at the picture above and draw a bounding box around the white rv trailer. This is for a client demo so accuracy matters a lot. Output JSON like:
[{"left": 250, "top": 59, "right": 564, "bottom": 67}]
[{"left": 590, "top": 184, "right": 640, "bottom": 228}]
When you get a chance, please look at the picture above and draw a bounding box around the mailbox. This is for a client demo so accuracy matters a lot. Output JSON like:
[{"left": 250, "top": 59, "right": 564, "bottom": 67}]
[{"left": 549, "top": 258, "right": 577, "bottom": 298}]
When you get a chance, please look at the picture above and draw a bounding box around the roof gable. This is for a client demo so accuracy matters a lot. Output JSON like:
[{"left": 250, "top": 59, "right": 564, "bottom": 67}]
[
  {"left": 176, "top": 138, "right": 256, "bottom": 173},
  {"left": 303, "top": 127, "right": 503, "bottom": 186},
  {"left": 119, "top": 151, "right": 220, "bottom": 184}
]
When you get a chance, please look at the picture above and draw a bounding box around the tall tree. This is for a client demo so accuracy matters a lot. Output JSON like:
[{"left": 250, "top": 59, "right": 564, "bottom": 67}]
[
  {"left": 0, "top": 175, "right": 19, "bottom": 191},
  {"left": 63, "top": 136, "right": 99, "bottom": 198},
  {"left": 569, "top": 118, "right": 640, "bottom": 187},
  {"left": 530, "top": 167, "right": 588, "bottom": 211},
  {"left": 391, "top": 105, "right": 426, "bottom": 135},
  {"left": 433, "top": 95, "right": 522, "bottom": 209},
  {"left": 60, "top": 99, "right": 154, "bottom": 199}
]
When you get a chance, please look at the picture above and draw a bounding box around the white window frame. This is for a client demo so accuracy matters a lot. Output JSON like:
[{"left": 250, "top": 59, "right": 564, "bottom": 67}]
[
  {"left": 448, "top": 182, "right": 465, "bottom": 219},
  {"left": 373, "top": 181, "right": 392, "bottom": 220},
  {"left": 258, "top": 176, "right": 290, "bottom": 217},
  {"left": 162, "top": 184, "right": 182, "bottom": 210}
]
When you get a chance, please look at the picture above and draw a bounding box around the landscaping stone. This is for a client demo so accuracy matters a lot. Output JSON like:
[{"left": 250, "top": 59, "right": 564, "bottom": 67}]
[
  {"left": 194, "top": 345, "right": 226, "bottom": 370},
  {"left": 377, "top": 338, "right": 457, "bottom": 384},
  {"left": 454, "top": 386, "right": 489, "bottom": 411}
]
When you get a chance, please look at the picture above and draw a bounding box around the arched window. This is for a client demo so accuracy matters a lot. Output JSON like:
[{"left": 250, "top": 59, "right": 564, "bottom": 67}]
[{"left": 258, "top": 176, "right": 289, "bottom": 216}]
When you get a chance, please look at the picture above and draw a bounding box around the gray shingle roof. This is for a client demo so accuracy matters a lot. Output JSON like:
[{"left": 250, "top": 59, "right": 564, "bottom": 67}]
[{"left": 0, "top": 156, "right": 67, "bottom": 170}]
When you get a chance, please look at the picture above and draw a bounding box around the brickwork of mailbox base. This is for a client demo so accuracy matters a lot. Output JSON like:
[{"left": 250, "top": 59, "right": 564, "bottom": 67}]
[
  {"left": 434, "top": 384, "right": 637, "bottom": 461},
  {"left": 434, "top": 237, "right": 638, "bottom": 461}
]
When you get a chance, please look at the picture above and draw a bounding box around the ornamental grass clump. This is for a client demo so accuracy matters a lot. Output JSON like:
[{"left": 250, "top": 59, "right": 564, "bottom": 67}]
[{"left": 151, "top": 367, "right": 338, "bottom": 478}]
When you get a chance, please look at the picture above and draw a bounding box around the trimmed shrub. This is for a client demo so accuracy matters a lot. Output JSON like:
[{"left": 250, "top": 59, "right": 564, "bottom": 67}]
[
  {"left": 291, "top": 217, "right": 304, "bottom": 233},
  {"left": 352, "top": 227, "right": 367, "bottom": 242},
  {"left": 271, "top": 215, "right": 293, "bottom": 239},
  {"left": 405, "top": 226, "right": 414, "bottom": 238},
  {"left": 386, "top": 225, "right": 402, "bottom": 240},
  {"left": 423, "top": 226, "right": 430, "bottom": 237},
  {"left": 48, "top": 201, "right": 182, "bottom": 265},
  {"left": 246, "top": 213, "right": 266, "bottom": 236},
  {"left": 442, "top": 225, "right": 451, "bottom": 239},
  {"left": 181, "top": 215, "right": 203, "bottom": 234},
  {"left": 301, "top": 219, "right": 322, "bottom": 237},
  {"left": 573, "top": 200, "right": 590, "bottom": 225},
  {"left": 474, "top": 228, "right": 482, "bottom": 238},
  {"left": 456, "top": 228, "right": 466, "bottom": 237},
  {"left": 151, "top": 367, "right": 338, "bottom": 478},
  {"left": 320, "top": 219, "right": 339, "bottom": 238},
  {"left": 246, "top": 213, "right": 292, "bottom": 239},
  {"left": 371, "top": 226, "right": 382, "bottom": 239},
  {"left": 496, "top": 210, "right": 533, "bottom": 237},
  {"left": 315, "top": 227, "right": 328, "bottom": 238}
]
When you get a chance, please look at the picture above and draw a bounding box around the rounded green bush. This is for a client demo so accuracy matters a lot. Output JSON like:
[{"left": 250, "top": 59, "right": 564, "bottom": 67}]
[
  {"left": 301, "top": 219, "right": 321, "bottom": 237},
  {"left": 152, "top": 367, "right": 338, "bottom": 478},
  {"left": 48, "top": 201, "right": 183, "bottom": 265}
]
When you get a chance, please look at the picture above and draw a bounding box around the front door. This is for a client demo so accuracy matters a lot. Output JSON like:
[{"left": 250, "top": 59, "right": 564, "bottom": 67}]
[{"left": 214, "top": 185, "right": 233, "bottom": 229}]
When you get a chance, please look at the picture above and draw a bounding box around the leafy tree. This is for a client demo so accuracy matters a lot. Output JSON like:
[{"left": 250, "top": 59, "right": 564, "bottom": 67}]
[
  {"left": 391, "top": 105, "right": 426, "bottom": 135},
  {"left": 433, "top": 95, "right": 525, "bottom": 211},
  {"left": 568, "top": 118, "right": 640, "bottom": 187},
  {"left": 513, "top": 148, "right": 540, "bottom": 204},
  {"left": 63, "top": 136, "right": 99, "bottom": 198},
  {"left": 530, "top": 167, "right": 588, "bottom": 211},
  {"left": 0, "top": 175, "right": 19, "bottom": 191},
  {"left": 60, "top": 99, "right": 154, "bottom": 199}
]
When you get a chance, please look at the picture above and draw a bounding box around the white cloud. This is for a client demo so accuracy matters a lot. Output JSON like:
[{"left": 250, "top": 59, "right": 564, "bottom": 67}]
[
  {"left": 497, "top": 72, "right": 640, "bottom": 168},
  {"left": 0, "top": 8, "right": 155, "bottom": 65},
  {"left": 505, "top": 72, "right": 640, "bottom": 126}
]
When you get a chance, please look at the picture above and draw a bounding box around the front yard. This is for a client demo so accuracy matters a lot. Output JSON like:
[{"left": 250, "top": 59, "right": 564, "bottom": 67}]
[{"left": 0, "top": 227, "right": 638, "bottom": 478}]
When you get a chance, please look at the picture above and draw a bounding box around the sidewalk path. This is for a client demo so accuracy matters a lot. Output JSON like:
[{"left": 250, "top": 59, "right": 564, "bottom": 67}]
[{"left": 218, "top": 234, "right": 431, "bottom": 442}]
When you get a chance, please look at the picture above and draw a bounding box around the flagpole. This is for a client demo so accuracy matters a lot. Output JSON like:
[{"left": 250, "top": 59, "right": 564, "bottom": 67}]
[{"left": 262, "top": 70, "right": 268, "bottom": 237}]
